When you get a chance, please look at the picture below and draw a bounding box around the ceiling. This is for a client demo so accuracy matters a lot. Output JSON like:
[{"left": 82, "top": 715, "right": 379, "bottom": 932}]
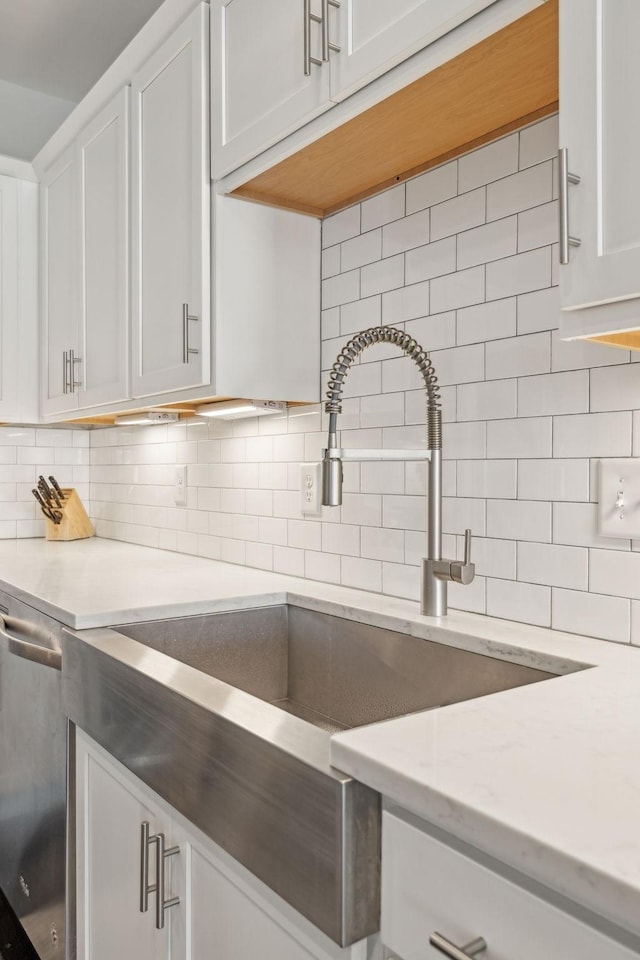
[{"left": 0, "top": 0, "right": 165, "bottom": 158}]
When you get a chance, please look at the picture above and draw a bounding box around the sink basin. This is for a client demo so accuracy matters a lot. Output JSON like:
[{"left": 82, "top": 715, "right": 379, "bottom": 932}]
[
  {"left": 116, "top": 604, "right": 552, "bottom": 733},
  {"left": 62, "top": 604, "right": 556, "bottom": 947}
]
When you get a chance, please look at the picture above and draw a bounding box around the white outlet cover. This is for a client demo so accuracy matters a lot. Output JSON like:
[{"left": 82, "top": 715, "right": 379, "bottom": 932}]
[
  {"left": 300, "top": 462, "right": 322, "bottom": 517},
  {"left": 175, "top": 465, "right": 187, "bottom": 507},
  {"left": 598, "top": 458, "right": 640, "bottom": 539}
]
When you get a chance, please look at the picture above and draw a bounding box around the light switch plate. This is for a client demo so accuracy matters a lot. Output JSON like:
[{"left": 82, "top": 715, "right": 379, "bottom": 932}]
[
  {"left": 175, "top": 465, "right": 187, "bottom": 507},
  {"left": 598, "top": 458, "right": 640, "bottom": 538}
]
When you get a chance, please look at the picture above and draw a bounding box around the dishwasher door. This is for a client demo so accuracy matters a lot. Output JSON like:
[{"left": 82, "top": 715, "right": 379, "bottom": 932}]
[{"left": 0, "top": 592, "right": 69, "bottom": 960}]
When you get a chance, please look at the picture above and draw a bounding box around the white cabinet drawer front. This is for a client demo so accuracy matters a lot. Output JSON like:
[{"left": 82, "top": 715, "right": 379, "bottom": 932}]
[{"left": 382, "top": 811, "right": 637, "bottom": 960}]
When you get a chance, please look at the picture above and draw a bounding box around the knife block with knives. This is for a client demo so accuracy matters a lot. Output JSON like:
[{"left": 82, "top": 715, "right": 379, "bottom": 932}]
[{"left": 33, "top": 476, "right": 95, "bottom": 541}]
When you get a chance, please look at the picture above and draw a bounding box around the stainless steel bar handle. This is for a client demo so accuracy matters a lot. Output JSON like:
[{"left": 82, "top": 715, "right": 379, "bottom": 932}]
[
  {"left": 430, "top": 933, "right": 487, "bottom": 960},
  {"left": 182, "top": 303, "right": 199, "bottom": 364},
  {"left": 322, "top": 0, "right": 341, "bottom": 59},
  {"left": 558, "top": 147, "right": 581, "bottom": 264},
  {"left": 304, "top": 0, "right": 323, "bottom": 74},
  {"left": 70, "top": 349, "right": 83, "bottom": 391},
  {"left": 140, "top": 822, "right": 157, "bottom": 913},
  {"left": 155, "top": 831, "right": 180, "bottom": 930}
]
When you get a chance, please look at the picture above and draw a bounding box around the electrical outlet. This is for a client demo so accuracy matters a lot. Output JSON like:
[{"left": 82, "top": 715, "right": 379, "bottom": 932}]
[
  {"left": 300, "top": 462, "right": 322, "bottom": 516},
  {"left": 175, "top": 465, "right": 187, "bottom": 507}
]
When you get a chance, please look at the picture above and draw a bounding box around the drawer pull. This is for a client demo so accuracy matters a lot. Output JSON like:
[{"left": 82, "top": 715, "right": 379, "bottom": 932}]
[{"left": 430, "top": 932, "right": 487, "bottom": 960}]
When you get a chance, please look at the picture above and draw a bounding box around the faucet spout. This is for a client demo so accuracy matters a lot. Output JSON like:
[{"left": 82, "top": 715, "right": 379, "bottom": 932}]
[{"left": 320, "top": 326, "right": 475, "bottom": 617}]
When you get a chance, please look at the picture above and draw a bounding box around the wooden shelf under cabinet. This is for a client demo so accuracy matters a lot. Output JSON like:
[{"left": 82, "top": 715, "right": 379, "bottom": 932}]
[{"left": 232, "top": 0, "right": 558, "bottom": 218}]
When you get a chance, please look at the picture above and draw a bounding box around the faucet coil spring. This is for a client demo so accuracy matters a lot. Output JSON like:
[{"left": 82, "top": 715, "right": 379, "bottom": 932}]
[{"left": 324, "top": 326, "right": 442, "bottom": 449}]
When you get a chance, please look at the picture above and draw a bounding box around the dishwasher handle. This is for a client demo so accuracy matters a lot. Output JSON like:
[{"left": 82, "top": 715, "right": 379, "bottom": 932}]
[{"left": 0, "top": 614, "right": 62, "bottom": 670}]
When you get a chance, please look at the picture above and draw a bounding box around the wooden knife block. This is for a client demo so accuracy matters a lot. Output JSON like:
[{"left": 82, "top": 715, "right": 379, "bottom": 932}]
[{"left": 44, "top": 488, "right": 95, "bottom": 542}]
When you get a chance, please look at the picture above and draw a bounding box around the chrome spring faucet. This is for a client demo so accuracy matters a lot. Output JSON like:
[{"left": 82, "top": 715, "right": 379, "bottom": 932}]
[{"left": 321, "top": 326, "right": 475, "bottom": 617}]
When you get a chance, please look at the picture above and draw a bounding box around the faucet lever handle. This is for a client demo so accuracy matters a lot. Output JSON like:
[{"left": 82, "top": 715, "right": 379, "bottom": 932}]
[
  {"left": 464, "top": 528, "right": 472, "bottom": 565},
  {"left": 450, "top": 528, "right": 475, "bottom": 585}
]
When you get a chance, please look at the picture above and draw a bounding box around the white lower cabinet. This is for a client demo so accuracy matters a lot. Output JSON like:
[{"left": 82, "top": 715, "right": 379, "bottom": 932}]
[
  {"left": 76, "top": 730, "right": 370, "bottom": 960},
  {"left": 382, "top": 809, "right": 638, "bottom": 960}
]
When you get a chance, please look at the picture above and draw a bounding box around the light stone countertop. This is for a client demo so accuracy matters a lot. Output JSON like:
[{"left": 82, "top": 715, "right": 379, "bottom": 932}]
[{"left": 0, "top": 537, "right": 638, "bottom": 938}]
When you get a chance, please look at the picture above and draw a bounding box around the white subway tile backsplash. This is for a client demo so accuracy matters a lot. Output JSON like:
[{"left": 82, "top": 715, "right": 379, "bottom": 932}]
[
  {"left": 517, "top": 286, "right": 559, "bottom": 335},
  {"left": 552, "top": 588, "right": 630, "bottom": 643},
  {"left": 383, "top": 208, "right": 430, "bottom": 256},
  {"left": 519, "top": 116, "right": 559, "bottom": 169},
  {"left": 457, "top": 379, "right": 517, "bottom": 422},
  {"left": 361, "top": 184, "right": 405, "bottom": 231},
  {"left": 361, "top": 254, "right": 404, "bottom": 297},
  {"left": 382, "top": 279, "right": 429, "bottom": 325},
  {"left": 457, "top": 298, "right": 516, "bottom": 345},
  {"left": 404, "top": 312, "right": 457, "bottom": 352},
  {"left": 487, "top": 418, "right": 552, "bottom": 459},
  {"left": 459, "top": 134, "right": 518, "bottom": 192},
  {"left": 486, "top": 332, "right": 550, "bottom": 380},
  {"left": 553, "top": 412, "right": 632, "bottom": 458},
  {"left": 443, "top": 421, "right": 487, "bottom": 460},
  {"left": 322, "top": 245, "right": 340, "bottom": 278},
  {"left": 518, "top": 541, "right": 588, "bottom": 590},
  {"left": 431, "top": 188, "right": 485, "bottom": 241},
  {"left": 590, "top": 364, "right": 640, "bottom": 412},
  {"left": 487, "top": 499, "right": 551, "bottom": 543},
  {"left": 486, "top": 247, "right": 551, "bottom": 300},
  {"left": 406, "top": 161, "right": 457, "bottom": 214},
  {"left": 405, "top": 236, "right": 456, "bottom": 284},
  {"left": 456, "top": 460, "right": 517, "bottom": 499},
  {"left": 518, "top": 370, "right": 589, "bottom": 417},
  {"left": 487, "top": 162, "right": 552, "bottom": 221},
  {"left": 322, "top": 204, "right": 360, "bottom": 248},
  {"left": 518, "top": 201, "right": 558, "bottom": 252},
  {"left": 487, "top": 578, "right": 551, "bottom": 627},
  {"left": 431, "top": 264, "right": 485, "bottom": 312},
  {"left": 361, "top": 526, "right": 405, "bottom": 564},
  {"left": 342, "top": 555, "right": 382, "bottom": 592},
  {"left": 590, "top": 549, "right": 640, "bottom": 600},
  {"left": 322, "top": 269, "right": 360, "bottom": 308},
  {"left": 341, "top": 229, "right": 382, "bottom": 271},
  {"left": 442, "top": 497, "right": 486, "bottom": 536},
  {"left": 457, "top": 216, "right": 517, "bottom": 269},
  {"left": 430, "top": 343, "right": 485, "bottom": 386},
  {"left": 519, "top": 459, "right": 590, "bottom": 502},
  {"left": 467, "top": 536, "right": 516, "bottom": 580}
]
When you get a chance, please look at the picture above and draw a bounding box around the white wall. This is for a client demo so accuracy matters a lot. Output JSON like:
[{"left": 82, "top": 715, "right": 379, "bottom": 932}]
[{"left": 87, "top": 113, "right": 640, "bottom": 645}]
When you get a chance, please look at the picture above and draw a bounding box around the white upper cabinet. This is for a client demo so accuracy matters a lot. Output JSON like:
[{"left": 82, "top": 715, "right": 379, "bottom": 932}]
[
  {"left": 211, "top": 0, "right": 501, "bottom": 181},
  {"left": 330, "top": 0, "right": 498, "bottom": 101},
  {"left": 42, "top": 88, "right": 130, "bottom": 418},
  {"left": 211, "top": 0, "right": 331, "bottom": 180},
  {"left": 41, "top": 146, "right": 78, "bottom": 418},
  {"left": 0, "top": 174, "right": 37, "bottom": 423},
  {"left": 559, "top": 0, "right": 640, "bottom": 340},
  {"left": 131, "top": 4, "right": 210, "bottom": 398},
  {"left": 77, "top": 88, "right": 130, "bottom": 408}
]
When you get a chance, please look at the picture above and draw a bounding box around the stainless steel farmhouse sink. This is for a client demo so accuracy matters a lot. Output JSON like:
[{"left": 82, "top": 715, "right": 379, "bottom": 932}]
[{"left": 62, "top": 604, "right": 556, "bottom": 946}]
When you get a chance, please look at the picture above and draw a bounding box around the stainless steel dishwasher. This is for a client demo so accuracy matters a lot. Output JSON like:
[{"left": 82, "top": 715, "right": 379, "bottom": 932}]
[{"left": 0, "top": 589, "right": 72, "bottom": 960}]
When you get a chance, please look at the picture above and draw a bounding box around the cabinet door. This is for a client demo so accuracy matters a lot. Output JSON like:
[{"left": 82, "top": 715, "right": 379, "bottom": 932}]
[
  {"left": 188, "top": 839, "right": 322, "bottom": 960},
  {"left": 211, "top": 0, "right": 332, "bottom": 179},
  {"left": 0, "top": 176, "right": 20, "bottom": 420},
  {"left": 77, "top": 87, "right": 130, "bottom": 409},
  {"left": 131, "top": 4, "right": 210, "bottom": 399},
  {"left": 76, "top": 731, "right": 172, "bottom": 960},
  {"left": 329, "top": 0, "right": 500, "bottom": 101},
  {"left": 41, "top": 146, "right": 78, "bottom": 417},
  {"left": 560, "top": 0, "right": 640, "bottom": 314}
]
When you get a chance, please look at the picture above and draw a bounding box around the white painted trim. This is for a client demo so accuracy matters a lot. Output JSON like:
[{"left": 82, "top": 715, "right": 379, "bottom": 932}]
[
  {"left": 33, "top": 0, "right": 206, "bottom": 177},
  {"left": 217, "top": 0, "right": 544, "bottom": 195},
  {"left": 0, "top": 155, "right": 37, "bottom": 182}
]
